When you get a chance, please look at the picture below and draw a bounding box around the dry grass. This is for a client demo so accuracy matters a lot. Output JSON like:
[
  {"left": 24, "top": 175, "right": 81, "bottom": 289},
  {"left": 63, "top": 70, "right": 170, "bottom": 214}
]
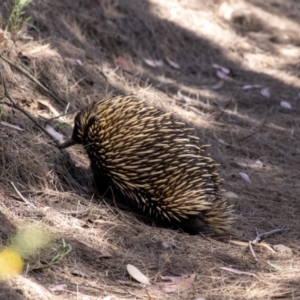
[{"left": 0, "top": 0, "right": 300, "bottom": 299}]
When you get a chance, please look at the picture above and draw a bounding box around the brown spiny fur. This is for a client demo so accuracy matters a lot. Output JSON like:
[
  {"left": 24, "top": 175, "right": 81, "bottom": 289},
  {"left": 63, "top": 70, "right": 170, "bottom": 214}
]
[{"left": 60, "top": 95, "right": 233, "bottom": 233}]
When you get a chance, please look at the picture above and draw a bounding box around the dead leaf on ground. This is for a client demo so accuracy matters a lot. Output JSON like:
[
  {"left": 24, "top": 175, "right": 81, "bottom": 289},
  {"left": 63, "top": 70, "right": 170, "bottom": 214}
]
[
  {"left": 216, "top": 70, "right": 232, "bottom": 81},
  {"left": 218, "top": 138, "right": 230, "bottom": 146},
  {"left": 126, "top": 264, "right": 151, "bottom": 285},
  {"left": 230, "top": 240, "right": 249, "bottom": 247},
  {"left": 48, "top": 284, "right": 67, "bottom": 293},
  {"left": 260, "top": 87, "right": 271, "bottom": 98},
  {"left": 237, "top": 160, "right": 264, "bottom": 169},
  {"left": 239, "top": 172, "right": 252, "bottom": 183},
  {"left": 280, "top": 101, "right": 292, "bottom": 109},
  {"left": 220, "top": 267, "right": 258, "bottom": 277},
  {"left": 45, "top": 124, "right": 65, "bottom": 143},
  {"left": 143, "top": 58, "right": 164, "bottom": 68},
  {"left": 242, "top": 84, "right": 263, "bottom": 90},
  {"left": 0, "top": 121, "right": 24, "bottom": 131},
  {"left": 212, "top": 63, "right": 230, "bottom": 74},
  {"left": 64, "top": 57, "right": 83, "bottom": 66},
  {"left": 166, "top": 57, "right": 180, "bottom": 69},
  {"left": 266, "top": 261, "right": 283, "bottom": 271}
]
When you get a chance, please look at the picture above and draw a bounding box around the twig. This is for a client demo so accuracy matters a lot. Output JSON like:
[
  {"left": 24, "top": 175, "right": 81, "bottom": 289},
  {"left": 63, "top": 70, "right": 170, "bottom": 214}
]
[
  {"left": 246, "top": 227, "right": 288, "bottom": 261},
  {"left": 1, "top": 71, "right": 60, "bottom": 147},
  {"left": 64, "top": 102, "right": 70, "bottom": 115},
  {"left": 248, "top": 228, "right": 289, "bottom": 261},
  {"left": 259, "top": 242, "right": 276, "bottom": 254},
  {"left": 43, "top": 109, "right": 78, "bottom": 126},
  {"left": 252, "top": 228, "right": 288, "bottom": 244},
  {"left": 214, "top": 90, "right": 237, "bottom": 121},
  {"left": 10, "top": 181, "right": 37, "bottom": 209},
  {"left": 238, "top": 119, "right": 267, "bottom": 142},
  {"left": 248, "top": 241, "right": 258, "bottom": 261},
  {"left": 0, "top": 53, "right": 66, "bottom": 107}
]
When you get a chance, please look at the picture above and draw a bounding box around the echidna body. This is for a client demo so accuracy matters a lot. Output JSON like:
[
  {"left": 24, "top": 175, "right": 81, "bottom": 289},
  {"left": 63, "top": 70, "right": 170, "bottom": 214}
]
[{"left": 60, "top": 95, "right": 233, "bottom": 233}]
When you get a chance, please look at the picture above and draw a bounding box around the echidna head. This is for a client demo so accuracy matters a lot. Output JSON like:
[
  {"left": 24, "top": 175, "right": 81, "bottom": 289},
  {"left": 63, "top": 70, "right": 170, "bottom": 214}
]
[{"left": 59, "top": 103, "right": 99, "bottom": 149}]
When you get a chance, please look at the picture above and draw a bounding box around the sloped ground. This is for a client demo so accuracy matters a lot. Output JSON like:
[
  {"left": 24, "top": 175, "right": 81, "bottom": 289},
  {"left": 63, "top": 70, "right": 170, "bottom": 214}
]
[{"left": 0, "top": 0, "right": 300, "bottom": 299}]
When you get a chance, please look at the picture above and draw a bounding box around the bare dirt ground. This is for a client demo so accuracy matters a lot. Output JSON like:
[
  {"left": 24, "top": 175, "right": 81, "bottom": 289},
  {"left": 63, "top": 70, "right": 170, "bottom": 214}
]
[{"left": 0, "top": 0, "right": 300, "bottom": 299}]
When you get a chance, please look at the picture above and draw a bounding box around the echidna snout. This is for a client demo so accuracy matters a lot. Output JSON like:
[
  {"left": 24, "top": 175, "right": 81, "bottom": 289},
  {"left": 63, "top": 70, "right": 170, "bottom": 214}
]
[
  {"left": 59, "top": 138, "right": 77, "bottom": 149},
  {"left": 60, "top": 95, "right": 233, "bottom": 234}
]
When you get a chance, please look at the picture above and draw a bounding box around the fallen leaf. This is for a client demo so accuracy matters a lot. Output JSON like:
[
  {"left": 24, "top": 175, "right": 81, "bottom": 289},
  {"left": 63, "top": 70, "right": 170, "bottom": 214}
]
[
  {"left": 45, "top": 124, "right": 65, "bottom": 143},
  {"left": 242, "top": 84, "right": 262, "bottom": 90},
  {"left": 239, "top": 172, "right": 252, "bottom": 183},
  {"left": 236, "top": 162, "right": 248, "bottom": 167},
  {"left": 212, "top": 63, "right": 230, "bottom": 74},
  {"left": 260, "top": 87, "right": 271, "bottom": 98},
  {"left": 220, "top": 267, "right": 257, "bottom": 277},
  {"left": 249, "top": 160, "right": 264, "bottom": 168},
  {"left": 143, "top": 58, "right": 164, "bottom": 68},
  {"left": 218, "top": 139, "right": 229, "bottom": 145},
  {"left": 216, "top": 70, "right": 228, "bottom": 79},
  {"left": 266, "top": 261, "right": 283, "bottom": 271},
  {"left": 161, "top": 241, "right": 169, "bottom": 249},
  {"left": 64, "top": 57, "right": 83, "bottom": 66},
  {"left": 280, "top": 101, "right": 292, "bottom": 109},
  {"left": 166, "top": 57, "right": 180, "bottom": 69},
  {"left": 237, "top": 160, "right": 264, "bottom": 169},
  {"left": 0, "top": 121, "right": 24, "bottom": 131},
  {"left": 48, "top": 284, "right": 67, "bottom": 292},
  {"left": 126, "top": 264, "right": 150, "bottom": 285},
  {"left": 229, "top": 240, "right": 249, "bottom": 247},
  {"left": 215, "top": 70, "right": 237, "bottom": 82}
]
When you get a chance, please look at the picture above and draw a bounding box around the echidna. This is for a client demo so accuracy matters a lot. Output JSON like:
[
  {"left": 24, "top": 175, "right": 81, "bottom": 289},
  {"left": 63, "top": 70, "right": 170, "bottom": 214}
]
[{"left": 59, "top": 95, "right": 233, "bottom": 234}]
